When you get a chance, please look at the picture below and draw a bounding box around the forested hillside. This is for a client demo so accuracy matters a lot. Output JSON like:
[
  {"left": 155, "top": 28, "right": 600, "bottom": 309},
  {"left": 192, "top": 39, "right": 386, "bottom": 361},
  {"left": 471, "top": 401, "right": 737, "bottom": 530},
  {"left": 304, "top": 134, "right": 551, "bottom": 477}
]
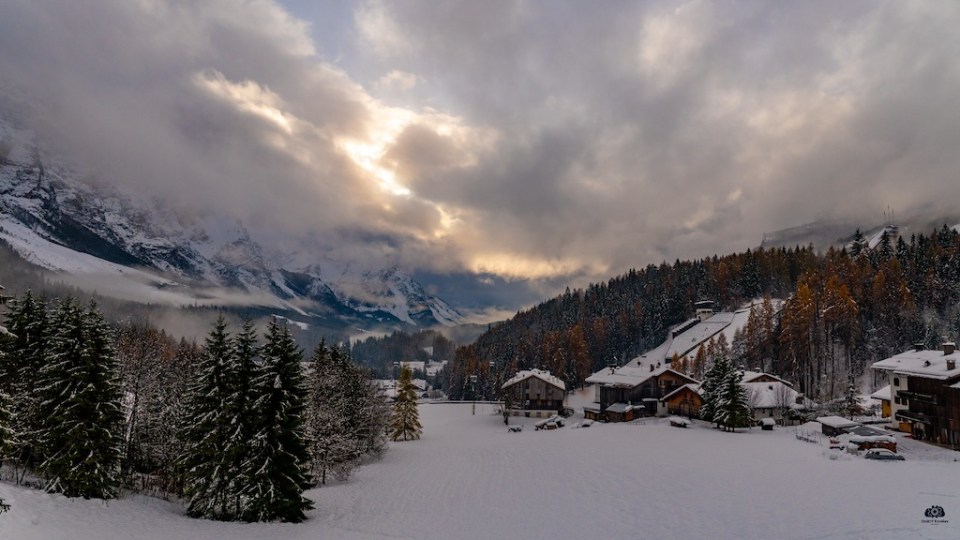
[
  {"left": 351, "top": 330, "right": 456, "bottom": 377},
  {"left": 446, "top": 226, "right": 960, "bottom": 404}
]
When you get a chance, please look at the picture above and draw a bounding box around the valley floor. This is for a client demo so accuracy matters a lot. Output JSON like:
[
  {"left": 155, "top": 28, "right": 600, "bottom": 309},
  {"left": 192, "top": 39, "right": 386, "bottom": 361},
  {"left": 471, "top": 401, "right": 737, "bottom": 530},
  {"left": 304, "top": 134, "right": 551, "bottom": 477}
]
[{"left": 2, "top": 398, "right": 959, "bottom": 540}]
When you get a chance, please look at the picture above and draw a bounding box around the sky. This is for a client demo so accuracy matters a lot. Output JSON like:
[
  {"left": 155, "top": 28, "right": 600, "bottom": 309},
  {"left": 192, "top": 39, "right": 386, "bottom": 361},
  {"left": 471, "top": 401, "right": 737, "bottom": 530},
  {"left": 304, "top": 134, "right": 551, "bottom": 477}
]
[{"left": 2, "top": 1, "right": 960, "bottom": 310}]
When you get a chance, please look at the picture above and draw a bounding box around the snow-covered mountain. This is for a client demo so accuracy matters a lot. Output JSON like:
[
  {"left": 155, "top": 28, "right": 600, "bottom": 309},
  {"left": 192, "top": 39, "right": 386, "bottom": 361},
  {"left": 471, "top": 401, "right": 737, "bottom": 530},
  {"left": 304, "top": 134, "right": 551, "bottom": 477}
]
[{"left": 0, "top": 117, "right": 461, "bottom": 329}]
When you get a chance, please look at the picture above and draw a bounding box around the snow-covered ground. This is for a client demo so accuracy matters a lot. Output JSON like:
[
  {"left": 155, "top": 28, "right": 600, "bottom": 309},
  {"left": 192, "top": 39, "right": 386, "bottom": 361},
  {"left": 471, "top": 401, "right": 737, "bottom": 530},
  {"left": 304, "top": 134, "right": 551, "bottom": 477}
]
[{"left": 2, "top": 400, "right": 959, "bottom": 540}]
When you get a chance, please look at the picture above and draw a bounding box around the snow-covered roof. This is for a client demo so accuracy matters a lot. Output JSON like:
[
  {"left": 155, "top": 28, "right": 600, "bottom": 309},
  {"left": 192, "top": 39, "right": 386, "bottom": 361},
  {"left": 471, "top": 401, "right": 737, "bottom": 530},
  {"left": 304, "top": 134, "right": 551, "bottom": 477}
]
[
  {"left": 743, "top": 380, "right": 801, "bottom": 409},
  {"left": 502, "top": 368, "right": 565, "bottom": 391},
  {"left": 816, "top": 416, "right": 859, "bottom": 429},
  {"left": 660, "top": 383, "right": 702, "bottom": 402},
  {"left": 586, "top": 365, "right": 694, "bottom": 388},
  {"left": 870, "top": 348, "right": 960, "bottom": 380},
  {"left": 605, "top": 403, "right": 634, "bottom": 414},
  {"left": 626, "top": 339, "right": 674, "bottom": 369},
  {"left": 741, "top": 371, "right": 794, "bottom": 387},
  {"left": 870, "top": 385, "right": 892, "bottom": 401}
]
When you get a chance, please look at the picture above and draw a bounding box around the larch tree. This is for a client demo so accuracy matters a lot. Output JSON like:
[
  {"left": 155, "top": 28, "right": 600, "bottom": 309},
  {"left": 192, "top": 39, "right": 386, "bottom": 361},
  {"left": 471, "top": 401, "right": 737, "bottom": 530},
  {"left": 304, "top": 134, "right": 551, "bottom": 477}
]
[{"left": 390, "top": 365, "right": 422, "bottom": 442}]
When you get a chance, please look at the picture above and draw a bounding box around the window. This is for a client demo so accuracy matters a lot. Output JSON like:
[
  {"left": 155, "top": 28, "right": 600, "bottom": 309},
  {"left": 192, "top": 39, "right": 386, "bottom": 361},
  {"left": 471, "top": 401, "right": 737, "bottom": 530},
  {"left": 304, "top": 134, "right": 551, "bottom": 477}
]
[{"left": 893, "top": 377, "right": 900, "bottom": 387}]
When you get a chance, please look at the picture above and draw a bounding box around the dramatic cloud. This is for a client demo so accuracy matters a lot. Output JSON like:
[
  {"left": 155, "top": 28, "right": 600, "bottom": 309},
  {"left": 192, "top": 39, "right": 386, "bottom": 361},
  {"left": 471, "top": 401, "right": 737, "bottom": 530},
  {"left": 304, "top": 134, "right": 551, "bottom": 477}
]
[{"left": 3, "top": 0, "right": 960, "bottom": 310}]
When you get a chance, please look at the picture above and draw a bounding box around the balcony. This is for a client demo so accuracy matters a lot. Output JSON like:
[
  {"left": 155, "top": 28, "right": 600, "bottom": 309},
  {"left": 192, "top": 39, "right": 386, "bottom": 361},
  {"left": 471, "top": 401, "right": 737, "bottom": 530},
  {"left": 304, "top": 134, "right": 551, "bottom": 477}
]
[{"left": 896, "top": 390, "right": 939, "bottom": 405}]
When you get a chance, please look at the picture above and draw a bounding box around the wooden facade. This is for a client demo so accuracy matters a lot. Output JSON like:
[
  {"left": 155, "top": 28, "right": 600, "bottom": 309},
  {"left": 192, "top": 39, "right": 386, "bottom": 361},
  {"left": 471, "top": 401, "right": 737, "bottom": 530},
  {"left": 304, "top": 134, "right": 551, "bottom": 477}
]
[
  {"left": 503, "top": 373, "right": 565, "bottom": 417},
  {"left": 598, "top": 370, "right": 693, "bottom": 414},
  {"left": 661, "top": 386, "right": 702, "bottom": 418},
  {"left": 897, "top": 376, "right": 960, "bottom": 448}
]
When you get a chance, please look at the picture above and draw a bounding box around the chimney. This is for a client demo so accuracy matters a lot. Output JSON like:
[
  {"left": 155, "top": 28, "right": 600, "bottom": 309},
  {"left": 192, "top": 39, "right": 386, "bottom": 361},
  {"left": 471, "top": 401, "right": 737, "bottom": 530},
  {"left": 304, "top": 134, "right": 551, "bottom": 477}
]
[
  {"left": 649, "top": 364, "right": 655, "bottom": 372},
  {"left": 948, "top": 359, "right": 957, "bottom": 371},
  {"left": 944, "top": 342, "right": 956, "bottom": 356}
]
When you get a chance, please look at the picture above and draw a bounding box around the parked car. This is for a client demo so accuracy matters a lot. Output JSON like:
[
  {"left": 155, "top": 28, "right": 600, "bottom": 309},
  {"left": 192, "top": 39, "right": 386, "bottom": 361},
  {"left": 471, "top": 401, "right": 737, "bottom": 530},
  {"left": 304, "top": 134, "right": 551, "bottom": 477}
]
[{"left": 864, "top": 448, "right": 905, "bottom": 461}]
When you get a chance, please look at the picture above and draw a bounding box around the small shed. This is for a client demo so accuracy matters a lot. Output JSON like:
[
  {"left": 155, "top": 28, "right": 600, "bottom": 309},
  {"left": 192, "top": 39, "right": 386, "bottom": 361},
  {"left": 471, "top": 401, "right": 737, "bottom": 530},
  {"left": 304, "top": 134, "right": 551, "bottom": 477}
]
[
  {"left": 604, "top": 403, "right": 636, "bottom": 423},
  {"left": 870, "top": 385, "right": 892, "bottom": 418},
  {"left": 760, "top": 418, "right": 776, "bottom": 430},
  {"left": 816, "top": 415, "right": 860, "bottom": 437}
]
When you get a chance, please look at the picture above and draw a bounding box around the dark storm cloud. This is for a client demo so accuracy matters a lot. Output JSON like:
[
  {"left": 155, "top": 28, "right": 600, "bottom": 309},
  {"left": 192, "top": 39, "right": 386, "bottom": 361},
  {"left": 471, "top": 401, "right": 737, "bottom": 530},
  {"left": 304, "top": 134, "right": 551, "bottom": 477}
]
[
  {"left": 3, "top": 0, "right": 960, "bottom": 312},
  {"left": 359, "top": 0, "right": 960, "bottom": 278}
]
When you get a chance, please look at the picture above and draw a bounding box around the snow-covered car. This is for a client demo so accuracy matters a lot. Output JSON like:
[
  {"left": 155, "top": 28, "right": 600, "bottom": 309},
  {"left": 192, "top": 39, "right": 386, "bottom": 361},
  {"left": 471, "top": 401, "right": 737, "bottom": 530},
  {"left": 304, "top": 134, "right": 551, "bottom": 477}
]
[{"left": 863, "top": 448, "right": 905, "bottom": 461}]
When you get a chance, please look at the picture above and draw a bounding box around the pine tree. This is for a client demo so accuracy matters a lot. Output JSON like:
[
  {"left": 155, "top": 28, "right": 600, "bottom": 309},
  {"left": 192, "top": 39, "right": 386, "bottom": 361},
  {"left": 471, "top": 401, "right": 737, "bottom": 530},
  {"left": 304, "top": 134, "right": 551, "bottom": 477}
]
[
  {"left": 224, "top": 319, "right": 262, "bottom": 518},
  {"left": 1, "top": 290, "right": 50, "bottom": 469},
  {"left": 390, "top": 365, "right": 422, "bottom": 441},
  {"left": 850, "top": 228, "right": 866, "bottom": 258},
  {"left": 698, "top": 353, "right": 729, "bottom": 426},
  {"left": 37, "top": 300, "right": 124, "bottom": 499},
  {"left": 0, "top": 286, "right": 16, "bottom": 474},
  {"left": 714, "top": 367, "right": 752, "bottom": 432},
  {"left": 0, "top": 390, "right": 15, "bottom": 467},
  {"left": 241, "top": 319, "right": 313, "bottom": 522},
  {"left": 180, "top": 315, "right": 237, "bottom": 520}
]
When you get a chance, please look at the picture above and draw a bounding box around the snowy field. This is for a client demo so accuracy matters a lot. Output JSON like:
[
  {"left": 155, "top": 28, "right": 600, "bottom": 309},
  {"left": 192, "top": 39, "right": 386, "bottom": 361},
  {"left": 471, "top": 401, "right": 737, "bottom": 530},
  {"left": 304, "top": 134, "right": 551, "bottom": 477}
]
[{"left": 3, "top": 397, "right": 960, "bottom": 540}]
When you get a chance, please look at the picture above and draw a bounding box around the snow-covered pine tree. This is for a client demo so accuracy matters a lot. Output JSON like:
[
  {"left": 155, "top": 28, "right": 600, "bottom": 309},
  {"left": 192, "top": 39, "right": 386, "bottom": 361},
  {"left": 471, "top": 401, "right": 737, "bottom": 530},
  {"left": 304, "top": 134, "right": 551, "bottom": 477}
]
[
  {"left": 0, "top": 286, "right": 15, "bottom": 474},
  {"left": 180, "top": 315, "right": 237, "bottom": 520},
  {"left": 714, "top": 366, "right": 752, "bottom": 432},
  {"left": 1, "top": 290, "right": 50, "bottom": 469},
  {"left": 36, "top": 300, "right": 124, "bottom": 499},
  {"left": 390, "top": 365, "right": 422, "bottom": 441},
  {"left": 241, "top": 319, "right": 313, "bottom": 522},
  {"left": 0, "top": 390, "right": 15, "bottom": 467},
  {"left": 224, "top": 319, "right": 261, "bottom": 518},
  {"left": 697, "top": 352, "right": 729, "bottom": 426}
]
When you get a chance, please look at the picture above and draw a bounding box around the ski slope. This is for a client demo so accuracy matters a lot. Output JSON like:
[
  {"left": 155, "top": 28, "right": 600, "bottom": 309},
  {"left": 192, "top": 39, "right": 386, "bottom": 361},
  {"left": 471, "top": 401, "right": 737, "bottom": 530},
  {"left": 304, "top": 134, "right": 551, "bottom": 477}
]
[{"left": 2, "top": 399, "right": 959, "bottom": 540}]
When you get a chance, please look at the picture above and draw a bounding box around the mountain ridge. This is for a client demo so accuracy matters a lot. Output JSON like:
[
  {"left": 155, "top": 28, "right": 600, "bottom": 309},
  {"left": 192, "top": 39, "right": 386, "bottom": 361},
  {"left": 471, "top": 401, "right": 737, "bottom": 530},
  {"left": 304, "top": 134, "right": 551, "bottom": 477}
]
[{"left": 0, "top": 117, "right": 462, "bottom": 331}]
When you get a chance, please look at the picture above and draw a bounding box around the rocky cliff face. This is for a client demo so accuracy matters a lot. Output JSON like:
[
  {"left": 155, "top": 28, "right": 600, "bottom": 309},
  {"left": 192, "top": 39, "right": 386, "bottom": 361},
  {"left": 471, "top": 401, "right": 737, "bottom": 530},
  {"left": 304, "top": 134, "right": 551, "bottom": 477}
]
[{"left": 0, "top": 117, "right": 461, "bottom": 330}]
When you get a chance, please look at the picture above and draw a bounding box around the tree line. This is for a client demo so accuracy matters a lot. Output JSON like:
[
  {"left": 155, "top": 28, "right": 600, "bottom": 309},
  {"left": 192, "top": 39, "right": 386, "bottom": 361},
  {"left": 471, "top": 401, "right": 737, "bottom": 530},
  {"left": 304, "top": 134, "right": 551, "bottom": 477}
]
[
  {"left": 446, "top": 225, "right": 960, "bottom": 404},
  {"left": 0, "top": 290, "right": 400, "bottom": 522}
]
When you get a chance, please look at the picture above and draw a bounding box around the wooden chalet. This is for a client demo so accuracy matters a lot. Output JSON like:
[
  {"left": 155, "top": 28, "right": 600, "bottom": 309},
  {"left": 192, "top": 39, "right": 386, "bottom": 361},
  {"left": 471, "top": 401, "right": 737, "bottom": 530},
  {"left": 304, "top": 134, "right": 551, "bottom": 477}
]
[
  {"left": 660, "top": 384, "right": 702, "bottom": 418},
  {"left": 741, "top": 371, "right": 810, "bottom": 424},
  {"left": 584, "top": 364, "right": 698, "bottom": 422},
  {"left": 872, "top": 343, "right": 960, "bottom": 447},
  {"left": 501, "top": 369, "right": 566, "bottom": 418}
]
